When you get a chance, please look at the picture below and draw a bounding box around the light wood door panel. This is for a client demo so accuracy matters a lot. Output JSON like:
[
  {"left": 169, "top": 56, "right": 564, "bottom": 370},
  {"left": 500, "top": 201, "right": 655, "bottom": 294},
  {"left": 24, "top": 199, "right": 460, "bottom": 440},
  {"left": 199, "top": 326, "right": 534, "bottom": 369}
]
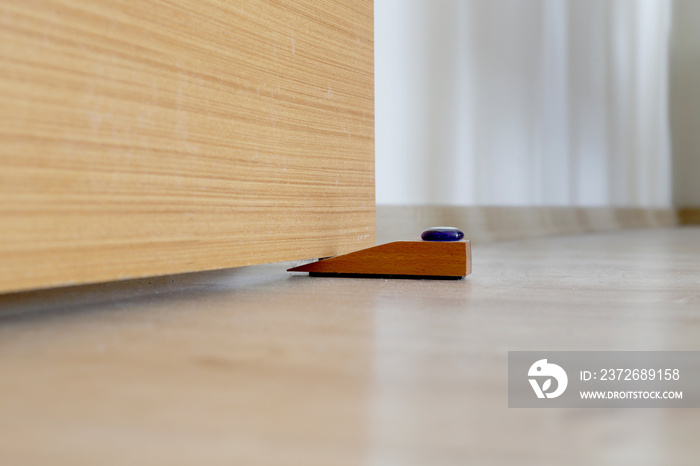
[{"left": 0, "top": 0, "right": 374, "bottom": 293}]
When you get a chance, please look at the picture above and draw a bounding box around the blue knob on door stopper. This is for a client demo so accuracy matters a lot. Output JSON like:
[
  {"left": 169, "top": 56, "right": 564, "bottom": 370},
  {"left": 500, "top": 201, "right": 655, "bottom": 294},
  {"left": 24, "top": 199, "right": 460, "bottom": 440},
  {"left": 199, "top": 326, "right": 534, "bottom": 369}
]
[{"left": 421, "top": 227, "right": 464, "bottom": 242}]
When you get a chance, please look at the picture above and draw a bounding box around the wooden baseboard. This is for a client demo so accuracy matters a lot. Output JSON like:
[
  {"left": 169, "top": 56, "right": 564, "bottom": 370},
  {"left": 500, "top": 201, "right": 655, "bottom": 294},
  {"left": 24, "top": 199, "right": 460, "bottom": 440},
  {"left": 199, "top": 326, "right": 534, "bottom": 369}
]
[
  {"left": 678, "top": 208, "right": 700, "bottom": 225},
  {"left": 377, "top": 206, "right": 679, "bottom": 245}
]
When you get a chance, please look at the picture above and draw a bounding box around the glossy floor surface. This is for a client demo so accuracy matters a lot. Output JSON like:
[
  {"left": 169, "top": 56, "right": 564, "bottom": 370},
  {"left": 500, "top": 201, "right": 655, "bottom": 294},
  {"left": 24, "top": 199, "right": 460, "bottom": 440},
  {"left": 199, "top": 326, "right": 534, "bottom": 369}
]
[{"left": 1, "top": 228, "right": 699, "bottom": 465}]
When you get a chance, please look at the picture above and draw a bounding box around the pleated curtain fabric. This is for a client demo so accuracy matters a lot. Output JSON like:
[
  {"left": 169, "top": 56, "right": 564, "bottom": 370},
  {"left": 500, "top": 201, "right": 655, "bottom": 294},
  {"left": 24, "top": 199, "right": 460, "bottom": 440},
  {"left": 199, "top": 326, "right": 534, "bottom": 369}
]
[{"left": 376, "top": 0, "right": 673, "bottom": 207}]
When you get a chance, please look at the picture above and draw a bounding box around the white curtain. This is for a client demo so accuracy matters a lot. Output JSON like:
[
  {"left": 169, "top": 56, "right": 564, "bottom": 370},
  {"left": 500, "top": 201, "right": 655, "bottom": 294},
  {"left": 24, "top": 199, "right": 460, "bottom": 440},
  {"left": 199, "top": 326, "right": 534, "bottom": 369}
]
[{"left": 376, "top": 0, "right": 673, "bottom": 207}]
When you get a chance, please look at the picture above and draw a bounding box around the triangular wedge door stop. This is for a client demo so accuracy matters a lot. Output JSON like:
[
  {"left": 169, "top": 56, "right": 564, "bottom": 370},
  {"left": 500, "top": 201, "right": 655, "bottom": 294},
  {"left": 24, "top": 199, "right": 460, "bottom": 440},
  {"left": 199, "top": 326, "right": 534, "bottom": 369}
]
[{"left": 288, "top": 240, "right": 471, "bottom": 280}]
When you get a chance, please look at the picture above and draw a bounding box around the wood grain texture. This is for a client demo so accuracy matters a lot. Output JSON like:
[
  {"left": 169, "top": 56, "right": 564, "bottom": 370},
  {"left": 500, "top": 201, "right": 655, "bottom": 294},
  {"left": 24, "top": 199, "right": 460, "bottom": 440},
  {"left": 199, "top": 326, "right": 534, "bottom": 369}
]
[
  {"left": 0, "top": 0, "right": 374, "bottom": 293},
  {"left": 288, "top": 241, "right": 471, "bottom": 277}
]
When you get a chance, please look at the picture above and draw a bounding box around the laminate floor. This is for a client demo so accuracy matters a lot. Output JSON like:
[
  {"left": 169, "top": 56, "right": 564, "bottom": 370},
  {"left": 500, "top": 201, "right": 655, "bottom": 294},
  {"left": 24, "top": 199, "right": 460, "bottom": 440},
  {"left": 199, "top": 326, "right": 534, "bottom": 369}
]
[{"left": 1, "top": 227, "right": 699, "bottom": 465}]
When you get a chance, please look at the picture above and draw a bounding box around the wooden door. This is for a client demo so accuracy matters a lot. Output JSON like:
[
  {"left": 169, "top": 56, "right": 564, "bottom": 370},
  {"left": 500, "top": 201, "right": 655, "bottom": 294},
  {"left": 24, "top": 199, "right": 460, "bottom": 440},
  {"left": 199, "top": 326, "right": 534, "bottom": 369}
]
[{"left": 0, "top": 0, "right": 374, "bottom": 293}]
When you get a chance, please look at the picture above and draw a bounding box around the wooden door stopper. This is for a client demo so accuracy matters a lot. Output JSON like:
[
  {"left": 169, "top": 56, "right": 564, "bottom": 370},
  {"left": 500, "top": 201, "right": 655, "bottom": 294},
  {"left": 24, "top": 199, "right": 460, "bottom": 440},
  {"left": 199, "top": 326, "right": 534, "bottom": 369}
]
[{"left": 288, "top": 239, "right": 471, "bottom": 280}]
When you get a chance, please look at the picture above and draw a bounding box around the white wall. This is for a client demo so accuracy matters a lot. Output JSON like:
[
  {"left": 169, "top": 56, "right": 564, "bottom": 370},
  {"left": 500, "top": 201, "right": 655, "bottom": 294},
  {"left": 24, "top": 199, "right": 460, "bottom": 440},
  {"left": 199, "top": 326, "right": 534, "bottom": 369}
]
[
  {"left": 376, "top": 0, "right": 673, "bottom": 207},
  {"left": 671, "top": 0, "right": 700, "bottom": 206}
]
